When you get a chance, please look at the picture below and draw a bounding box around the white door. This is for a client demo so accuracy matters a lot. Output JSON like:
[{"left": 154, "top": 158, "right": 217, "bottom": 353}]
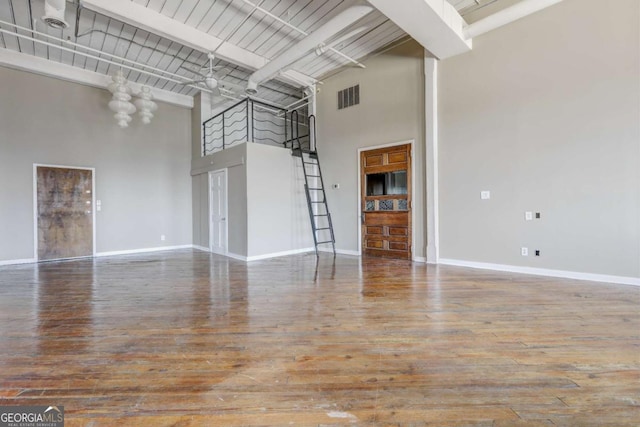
[{"left": 209, "top": 170, "right": 227, "bottom": 255}]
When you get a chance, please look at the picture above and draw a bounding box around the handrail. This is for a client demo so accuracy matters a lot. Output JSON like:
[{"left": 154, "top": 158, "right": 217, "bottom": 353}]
[
  {"left": 202, "top": 97, "right": 289, "bottom": 156},
  {"left": 287, "top": 111, "right": 315, "bottom": 153},
  {"left": 309, "top": 115, "right": 317, "bottom": 152},
  {"left": 289, "top": 110, "right": 299, "bottom": 151},
  {"left": 203, "top": 98, "right": 247, "bottom": 128}
]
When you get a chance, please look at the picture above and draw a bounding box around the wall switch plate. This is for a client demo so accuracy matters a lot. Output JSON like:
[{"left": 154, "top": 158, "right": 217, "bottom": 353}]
[
  {"left": 521, "top": 247, "right": 528, "bottom": 256},
  {"left": 525, "top": 211, "right": 533, "bottom": 221},
  {"left": 481, "top": 191, "right": 491, "bottom": 200},
  {"left": 161, "top": 235, "right": 166, "bottom": 241}
]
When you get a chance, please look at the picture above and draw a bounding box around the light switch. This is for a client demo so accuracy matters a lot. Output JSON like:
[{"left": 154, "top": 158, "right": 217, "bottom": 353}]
[
  {"left": 480, "top": 191, "right": 491, "bottom": 200},
  {"left": 525, "top": 211, "right": 533, "bottom": 221}
]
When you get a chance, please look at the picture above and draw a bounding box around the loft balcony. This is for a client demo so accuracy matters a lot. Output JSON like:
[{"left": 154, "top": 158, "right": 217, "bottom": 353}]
[{"left": 201, "top": 98, "right": 310, "bottom": 157}]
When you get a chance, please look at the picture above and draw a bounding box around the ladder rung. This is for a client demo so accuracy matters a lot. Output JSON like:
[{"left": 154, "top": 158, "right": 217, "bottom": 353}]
[
  {"left": 314, "top": 214, "right": 328, "bottom": 217},
  {"left": 316, "top": 241, "right": 333, "bottom": 244},
  {"left": 294, "top": 148, "right": 316, "bottom": 154},
  {"left": 315, "top": 227, "right": 330, "bottom": 231},
  {"left": 308, "top": 188, "right": 323, "bottom": 190},
  {"left": 303, "top": 161, "right": 318, "bottom": 165},
  {"left": 306, "top": 175, "right": 321, "bottom": 177},
  {"left": 311, "top": 201, "right": 325, "bottom": 203}
]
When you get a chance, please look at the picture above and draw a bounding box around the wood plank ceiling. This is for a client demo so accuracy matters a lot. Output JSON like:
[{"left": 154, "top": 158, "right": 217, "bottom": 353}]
[{"left": 0, "top": 0, "right": 511, "bottom": 106}]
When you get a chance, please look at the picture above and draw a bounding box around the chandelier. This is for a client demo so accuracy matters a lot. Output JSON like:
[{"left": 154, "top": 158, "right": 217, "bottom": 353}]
[
  {"left": 134, "top": 86, "right": 158, "bottom": 125},
  {"left": 108, "top": 70, "right": 158, "bottom": 128}
]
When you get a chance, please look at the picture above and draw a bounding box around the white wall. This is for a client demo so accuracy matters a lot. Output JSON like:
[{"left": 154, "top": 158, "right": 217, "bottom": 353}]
[
  {"left": 438, "top": 0, "right": 640, "bottom": 279},
  {"left": 0, "top": 67, "right": 192, "bottom": 262},
  {"left": 246, "top": 143, "right": 313, "bottom": 258},
  {"left": 191, "top": 141, "right": 313, "bottom": 260},
  {"left": 316, "top": 40, "right": 426, "bottom": 258},
  {"left": 191, "top": 144, "right": 248, "bottom": 256}
]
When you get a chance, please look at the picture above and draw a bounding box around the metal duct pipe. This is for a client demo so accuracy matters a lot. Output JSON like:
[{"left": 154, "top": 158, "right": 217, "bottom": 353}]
[
  {"left": 315, "top": 26, "right": 369, "bottom": 59},
  {"left": 43, "top": 0, "right": 69, "bottom": 29},
  {"left": 246, "top": 2, "right": 373, "bottom": 94},
  {"left": 463, "top": 0, "right": 564, "bottom": 40},
  {"left": 238, "top": 0, "right": 366, "bottom": 68}
]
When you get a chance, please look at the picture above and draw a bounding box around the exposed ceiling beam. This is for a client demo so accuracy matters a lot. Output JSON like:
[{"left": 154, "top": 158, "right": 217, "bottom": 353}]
[
  {"left": 80, "top": 0, "right": 315, "bottom": 88},
  {"left": 247, "top": 3, "right": 374, "bottom": 94},
  {"left": 463, "top": 0, "right": 565, "bottom": 39},
  {"left": 367, "top": 0, "right": 472, "bottom": 59},
  {"left": 0, "top": 48, "right": 193, "bottom": 108}
]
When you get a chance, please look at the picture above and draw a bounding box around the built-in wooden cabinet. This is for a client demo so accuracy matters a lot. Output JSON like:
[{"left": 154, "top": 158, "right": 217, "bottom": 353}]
[{"left": 360, "top": 144, "right": 411, "bottom": 260}]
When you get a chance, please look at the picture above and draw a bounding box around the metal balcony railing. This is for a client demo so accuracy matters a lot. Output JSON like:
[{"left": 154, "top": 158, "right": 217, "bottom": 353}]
[{"left": 202, "top": 98, "right": 309, "bottom": 156}]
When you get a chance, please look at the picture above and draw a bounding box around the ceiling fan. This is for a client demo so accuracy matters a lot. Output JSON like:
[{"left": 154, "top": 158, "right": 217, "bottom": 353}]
[{"left": 181, "top": 52, "right": 234, "bottom": 94}]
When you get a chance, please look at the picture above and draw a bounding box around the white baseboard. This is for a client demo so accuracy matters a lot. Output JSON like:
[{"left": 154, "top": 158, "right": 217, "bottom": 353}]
[
  {"left": 0, "top": 258, "right": 36, "bottom": 266},
  {"left": 96, "top": 245, "right": 193, "bottom": 257},
  {"left": 178, "top": 246, "right": 318, "bottom": 262},
  {"left": 318, "top": 247, "right": 360, "bottom": 256},
  {"left": 246, "top": 247, "right": 315, "bottom": 261},
  {"left": 225, "top": 252, "right": 248, "bottom": 261},
  {"left": 319, "top": 247, "right": 425, "bottom": 260},
  {"left": 438, "top": 258, "right": 640, "bottom": 287}
]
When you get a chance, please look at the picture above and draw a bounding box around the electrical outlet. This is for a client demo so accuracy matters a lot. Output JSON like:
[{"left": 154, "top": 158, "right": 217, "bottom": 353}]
[
  {"left": 521, "top": 247, "right": 528, "bottom": 256},
  {"left": 481, "top": 191, "right": 491, "bottom": 200},
  {"left": 536, "top": 212, "right": 541, "bottom": 219},
  {"left": 161, "top": 235, "right": 166, "bottom": 241},
  {"left": 535, "top": 250, "right": 540, "bottom": 256},
  {"left": 525, "top": 211, "right": 533, "bottom": 221}
]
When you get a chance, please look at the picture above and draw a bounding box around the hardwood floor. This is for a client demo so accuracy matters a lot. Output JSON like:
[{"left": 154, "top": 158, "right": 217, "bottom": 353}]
[{"left": 0, "top": 250, "right": 638, "bottom": 426}]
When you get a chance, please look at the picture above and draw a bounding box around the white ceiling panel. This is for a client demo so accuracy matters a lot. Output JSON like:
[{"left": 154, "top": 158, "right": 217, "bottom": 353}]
[{"left": 0, "top": 0, "right": 524, "bottom": 108}]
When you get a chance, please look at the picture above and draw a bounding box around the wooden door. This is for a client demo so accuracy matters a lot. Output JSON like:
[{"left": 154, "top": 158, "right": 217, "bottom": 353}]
[
  {"left": 37, "top": 166, "right": 94, "bottom": 261},
  {"left": 361, "top": 144, "right": 411, "bottom": 260}
]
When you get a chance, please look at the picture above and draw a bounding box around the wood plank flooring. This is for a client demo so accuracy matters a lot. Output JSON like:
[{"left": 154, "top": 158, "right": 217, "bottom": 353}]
[{"left": 0, "top": 250, "right": 638, "bottom": 426}]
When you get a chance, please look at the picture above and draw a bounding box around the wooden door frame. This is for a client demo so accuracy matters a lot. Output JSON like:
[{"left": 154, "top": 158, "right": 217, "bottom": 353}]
[
  {"left": 357, "top": 140, "right": 416, "bottom": 259},
  {"left": 208, "top": 168, "right": 228, "bottom": 256},
  {"left": 33, "top": 164, "right": 97, "bottom": 261}
]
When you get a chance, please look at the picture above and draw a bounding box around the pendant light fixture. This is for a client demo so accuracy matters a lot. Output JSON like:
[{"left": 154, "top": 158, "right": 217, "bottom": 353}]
[
  {"left": 134, "top": 86, "right": 158, "bottom": 125},
  {"left": 108, "top": 70, "right": 136, "bottom": 128}
]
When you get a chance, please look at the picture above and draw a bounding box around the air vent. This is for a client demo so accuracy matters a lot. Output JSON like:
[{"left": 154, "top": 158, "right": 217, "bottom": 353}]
[
  {"left": 43, "top": 17, "right": 68, "bottom": 29},
  {"left": 337, "top": 84, "right": 359, "bottom": 110},
  {"left": 42, "top": 0, "right": 69, "bottom": 29}
]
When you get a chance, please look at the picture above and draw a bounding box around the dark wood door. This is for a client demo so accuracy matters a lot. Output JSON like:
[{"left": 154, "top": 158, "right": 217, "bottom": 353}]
[
  {"left": 361, "top": 144, "right": 411, "bottom": 260},
  {"left": 37, "top": 166, "right": 93, "bottom": 261}
]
